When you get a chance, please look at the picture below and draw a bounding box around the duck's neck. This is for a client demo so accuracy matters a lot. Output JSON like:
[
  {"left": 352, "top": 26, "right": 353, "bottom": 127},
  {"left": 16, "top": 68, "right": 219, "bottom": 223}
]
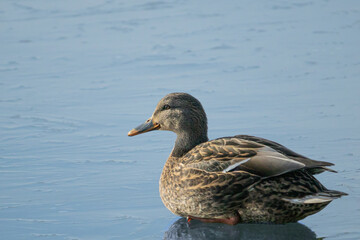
[{"left": 171, "top": 131, "right": 208, "bottom": 158}]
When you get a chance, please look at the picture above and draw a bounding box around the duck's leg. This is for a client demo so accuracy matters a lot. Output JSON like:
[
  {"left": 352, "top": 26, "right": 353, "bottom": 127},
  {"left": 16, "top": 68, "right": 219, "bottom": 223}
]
[{"left": 187, "top": 213, "right": 240, "bottom": 225}]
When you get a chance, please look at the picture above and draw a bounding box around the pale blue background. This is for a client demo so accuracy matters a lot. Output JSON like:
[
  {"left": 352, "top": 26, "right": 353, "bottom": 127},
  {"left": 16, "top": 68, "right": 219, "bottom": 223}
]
[{"left": 1, "top": 1, "right": 359, "bottom": 239}]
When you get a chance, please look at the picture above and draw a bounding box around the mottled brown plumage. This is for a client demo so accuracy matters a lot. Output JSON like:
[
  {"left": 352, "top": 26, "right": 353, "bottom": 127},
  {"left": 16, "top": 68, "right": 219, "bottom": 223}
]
[{"left": 128, "top": 92, "right": 347, "bottom": 224}]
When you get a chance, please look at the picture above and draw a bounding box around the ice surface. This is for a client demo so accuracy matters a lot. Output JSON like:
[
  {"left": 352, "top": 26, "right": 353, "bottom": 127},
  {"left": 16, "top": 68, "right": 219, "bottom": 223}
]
[{"left": 1, "top": 0, "right": 359, "bottom": 239}]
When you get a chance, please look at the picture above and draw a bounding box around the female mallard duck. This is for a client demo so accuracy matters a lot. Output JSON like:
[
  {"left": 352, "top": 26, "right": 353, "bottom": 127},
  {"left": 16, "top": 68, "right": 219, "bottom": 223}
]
[{"left": 128, "top": 92, "right": 346, "bottom": 224}]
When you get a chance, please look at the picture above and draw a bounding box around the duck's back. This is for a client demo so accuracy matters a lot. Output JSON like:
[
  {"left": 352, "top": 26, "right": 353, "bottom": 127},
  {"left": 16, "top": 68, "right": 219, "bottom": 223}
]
[{"left": 182, "top": 135, "right": 335, "bottom": 176}]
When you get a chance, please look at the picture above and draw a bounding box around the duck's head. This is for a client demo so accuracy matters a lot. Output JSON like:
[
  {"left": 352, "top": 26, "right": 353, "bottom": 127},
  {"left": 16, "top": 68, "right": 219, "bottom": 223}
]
[{"left": 128, "top": 92, "right": 208, "bottom": 139}]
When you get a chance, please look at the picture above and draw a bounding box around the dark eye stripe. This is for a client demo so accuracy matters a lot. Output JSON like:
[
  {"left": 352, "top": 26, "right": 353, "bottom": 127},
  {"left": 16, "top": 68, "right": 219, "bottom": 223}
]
[{"left": 163, "top": 104, "right": 171, "bottom": 110}]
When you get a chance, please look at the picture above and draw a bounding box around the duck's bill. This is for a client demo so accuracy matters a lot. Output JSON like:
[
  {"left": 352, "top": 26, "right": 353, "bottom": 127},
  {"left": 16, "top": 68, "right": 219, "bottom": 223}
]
[{"left": 128, "top": 118, "right": 160, "bottom": 136}]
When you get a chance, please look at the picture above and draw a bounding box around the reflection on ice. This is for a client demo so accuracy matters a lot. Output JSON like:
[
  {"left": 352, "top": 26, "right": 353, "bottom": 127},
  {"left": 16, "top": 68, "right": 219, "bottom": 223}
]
[{"left": 164, "top": 218, "right": 320, "bottom": 240}]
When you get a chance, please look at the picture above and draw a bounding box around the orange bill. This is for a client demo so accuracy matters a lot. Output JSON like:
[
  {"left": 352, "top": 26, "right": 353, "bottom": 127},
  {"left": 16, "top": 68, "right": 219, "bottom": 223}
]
[{"left": 128, "top": 118, "right": 160, "bottom": 136}]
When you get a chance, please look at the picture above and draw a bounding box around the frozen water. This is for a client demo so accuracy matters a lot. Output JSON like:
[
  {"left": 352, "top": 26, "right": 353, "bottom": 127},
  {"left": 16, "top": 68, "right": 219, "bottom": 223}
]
[{"left": 1, "top": 0, "right": 359, "bottom": 239}]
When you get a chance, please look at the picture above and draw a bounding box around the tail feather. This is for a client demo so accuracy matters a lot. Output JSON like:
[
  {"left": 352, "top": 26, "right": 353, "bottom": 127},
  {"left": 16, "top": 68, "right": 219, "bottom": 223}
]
[
  {"left": 283, "top": 189, "right": 347, "bottom": 204},
  {"left": 307, "top": 166, "right": 337, "bottom": 175},
  {"left": 320, "top": 189, "right": 348, "bottom": 198}
]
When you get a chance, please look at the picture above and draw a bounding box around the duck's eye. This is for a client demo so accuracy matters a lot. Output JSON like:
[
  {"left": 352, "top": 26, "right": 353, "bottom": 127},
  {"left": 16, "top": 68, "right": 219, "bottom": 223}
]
[{"left": 162, "top": 104, "right": 171, "bottom": 110}]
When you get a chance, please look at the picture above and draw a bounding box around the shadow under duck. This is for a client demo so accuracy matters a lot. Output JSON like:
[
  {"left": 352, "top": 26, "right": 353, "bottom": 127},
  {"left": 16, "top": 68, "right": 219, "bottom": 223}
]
[{"left": 128, "top": 92, "right": 347, "bottom": 225}]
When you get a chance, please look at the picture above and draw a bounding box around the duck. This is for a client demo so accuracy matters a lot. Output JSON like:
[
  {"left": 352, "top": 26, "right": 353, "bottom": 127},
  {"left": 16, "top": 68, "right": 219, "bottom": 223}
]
[{"left": 128, "top": 92, "right": 347, "bottom": 225}]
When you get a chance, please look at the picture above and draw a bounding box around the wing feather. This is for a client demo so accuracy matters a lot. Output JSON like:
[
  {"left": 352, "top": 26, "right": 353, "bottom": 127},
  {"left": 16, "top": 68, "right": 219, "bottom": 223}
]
[
  {"left": 183, "top": 136, "right": 313, "bottom": 177},
  {"left": 234, "top": 135, "right": 335, "bottom": 174}
]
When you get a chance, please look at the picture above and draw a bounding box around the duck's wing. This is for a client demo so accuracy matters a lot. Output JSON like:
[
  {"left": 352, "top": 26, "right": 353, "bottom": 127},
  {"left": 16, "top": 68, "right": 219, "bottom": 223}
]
[
  {"left": 234, "top": 135, "right": 336, "bottom": 174},
  {"left": 182, "top": 137, "right": 328, "bottom": 178}
]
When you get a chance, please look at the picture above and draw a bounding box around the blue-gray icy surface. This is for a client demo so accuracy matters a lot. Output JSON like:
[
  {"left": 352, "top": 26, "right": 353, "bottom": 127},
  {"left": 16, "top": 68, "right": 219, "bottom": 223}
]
[{"left": 1, "top": 1, "right": 359, "bottom": 239}]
